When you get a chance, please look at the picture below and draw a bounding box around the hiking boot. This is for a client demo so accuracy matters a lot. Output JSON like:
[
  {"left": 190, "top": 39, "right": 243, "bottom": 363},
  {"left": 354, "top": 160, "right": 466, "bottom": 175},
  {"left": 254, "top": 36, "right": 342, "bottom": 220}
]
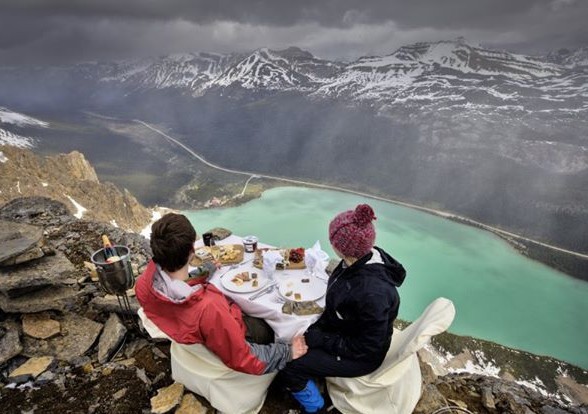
[{"left": 291, "top": 380, "right": 324, "bottom": 413}]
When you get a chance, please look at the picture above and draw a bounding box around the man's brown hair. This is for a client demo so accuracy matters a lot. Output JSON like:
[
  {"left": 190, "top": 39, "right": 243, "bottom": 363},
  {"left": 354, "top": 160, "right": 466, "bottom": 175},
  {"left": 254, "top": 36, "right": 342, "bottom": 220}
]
[{"left": 150, "top": 213, "right": 196, "bottom": 272}]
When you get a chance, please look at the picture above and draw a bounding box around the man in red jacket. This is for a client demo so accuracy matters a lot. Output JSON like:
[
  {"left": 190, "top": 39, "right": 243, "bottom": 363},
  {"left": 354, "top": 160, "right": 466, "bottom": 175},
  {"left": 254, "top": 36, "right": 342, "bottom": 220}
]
[{"left": 136, "top": 213, "right": 307, "bottom": 375}]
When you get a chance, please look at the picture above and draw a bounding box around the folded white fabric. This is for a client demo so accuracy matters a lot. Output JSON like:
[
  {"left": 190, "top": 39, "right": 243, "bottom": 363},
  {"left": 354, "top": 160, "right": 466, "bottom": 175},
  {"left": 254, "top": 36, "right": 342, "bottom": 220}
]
[
  {"left": 305, "top": 241, "right": 330, "bottom": 278},
  {"left": 262, "top": 250, "right": 283, "bottom": 280}
]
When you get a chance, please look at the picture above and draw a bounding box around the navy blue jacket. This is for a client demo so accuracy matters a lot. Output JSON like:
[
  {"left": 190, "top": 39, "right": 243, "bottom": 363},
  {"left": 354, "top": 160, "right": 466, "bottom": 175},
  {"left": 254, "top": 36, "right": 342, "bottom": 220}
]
[{"left": 305, "top": 247, "right": 406, "bottom": 363}]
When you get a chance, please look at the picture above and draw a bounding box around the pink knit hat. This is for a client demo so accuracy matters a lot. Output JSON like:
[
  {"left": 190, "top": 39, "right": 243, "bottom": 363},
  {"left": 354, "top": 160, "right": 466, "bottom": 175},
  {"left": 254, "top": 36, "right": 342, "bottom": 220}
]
[{"left": 329, "top": 204, "right": 377, "bottom": 258}]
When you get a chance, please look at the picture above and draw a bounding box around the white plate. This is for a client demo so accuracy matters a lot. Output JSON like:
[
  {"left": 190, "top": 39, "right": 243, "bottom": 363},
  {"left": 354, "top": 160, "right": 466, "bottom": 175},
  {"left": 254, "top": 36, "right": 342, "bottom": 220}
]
[
  {"left": 221, "top": 268, "right": 268, "bottom": 293},
  {"left": 278, "top": 277, "right": 326, "bottom": 302}
]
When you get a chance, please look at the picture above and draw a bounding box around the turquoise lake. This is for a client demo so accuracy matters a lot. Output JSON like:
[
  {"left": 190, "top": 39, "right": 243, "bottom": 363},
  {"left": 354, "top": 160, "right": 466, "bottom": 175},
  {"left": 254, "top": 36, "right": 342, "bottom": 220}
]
[{"left": 184, "top": 186, "right": 588, "bottom": 369}]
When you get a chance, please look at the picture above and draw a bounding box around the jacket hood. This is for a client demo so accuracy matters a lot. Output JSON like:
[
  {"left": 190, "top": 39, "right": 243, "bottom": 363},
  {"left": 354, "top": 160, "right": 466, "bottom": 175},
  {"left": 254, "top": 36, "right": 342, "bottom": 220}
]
[{"left": 363, "top": 246, "right": 406, "bottom": 287}]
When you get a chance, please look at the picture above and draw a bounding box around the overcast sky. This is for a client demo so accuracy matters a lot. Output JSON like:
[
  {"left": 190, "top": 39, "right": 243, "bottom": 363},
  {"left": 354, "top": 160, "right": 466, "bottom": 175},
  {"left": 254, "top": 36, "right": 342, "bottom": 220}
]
[{"left": 0, "top": 0, "right": 586, "bottom": 64}]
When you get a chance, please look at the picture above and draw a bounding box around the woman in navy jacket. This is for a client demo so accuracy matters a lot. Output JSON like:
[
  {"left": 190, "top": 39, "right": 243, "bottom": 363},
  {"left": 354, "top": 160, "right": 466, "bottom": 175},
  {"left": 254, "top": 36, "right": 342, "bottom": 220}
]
[{"left": 278, "top": 204, "right": 406, "bottom": 413}]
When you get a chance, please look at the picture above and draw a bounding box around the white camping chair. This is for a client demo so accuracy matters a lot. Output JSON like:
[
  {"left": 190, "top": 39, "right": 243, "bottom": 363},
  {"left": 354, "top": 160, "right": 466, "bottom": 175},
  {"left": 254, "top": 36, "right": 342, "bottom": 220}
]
[
  {"left": 137, "top": 308, "right": 276, "bottom": 414},
  {"left": 326, "top": 297, "right": 456, "bottom": 414}
]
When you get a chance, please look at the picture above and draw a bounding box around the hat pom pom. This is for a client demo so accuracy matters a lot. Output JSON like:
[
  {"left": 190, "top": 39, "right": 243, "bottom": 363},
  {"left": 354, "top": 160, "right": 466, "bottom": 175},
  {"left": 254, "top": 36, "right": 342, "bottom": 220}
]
[{"left": 354, "top": 204, "right": 376, "bottom": 227}]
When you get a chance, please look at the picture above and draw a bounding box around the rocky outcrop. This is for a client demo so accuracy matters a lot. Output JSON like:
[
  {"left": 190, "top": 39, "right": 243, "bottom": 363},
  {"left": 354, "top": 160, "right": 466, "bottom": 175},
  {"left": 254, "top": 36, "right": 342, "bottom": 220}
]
[
  {"left": 0, "top": 220, "right": 45, "bottom": 266},
  {"left": 0, "top": 146, "right": 151, "bottom": 231}
]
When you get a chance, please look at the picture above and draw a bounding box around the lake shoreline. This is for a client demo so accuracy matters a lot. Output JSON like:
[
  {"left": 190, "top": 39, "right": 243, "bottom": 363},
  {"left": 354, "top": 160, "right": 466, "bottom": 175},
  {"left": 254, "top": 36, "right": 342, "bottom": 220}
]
[{"left": 189, "top": 182, "right": 588, "bottom": 283}]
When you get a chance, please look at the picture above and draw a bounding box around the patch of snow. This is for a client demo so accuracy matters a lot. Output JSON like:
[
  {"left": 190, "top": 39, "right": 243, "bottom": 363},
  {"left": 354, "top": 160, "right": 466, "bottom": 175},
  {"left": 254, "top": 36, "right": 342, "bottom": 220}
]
[
  {"left": 447, "top": 350, "right": 501, "bottom": 377},
  {"left": 110, "top": 219, "right": 119, "bottom": 228},
  {"left": 5, "top": 381, "right": 38, "bottom": 390},
  {"left": 140, "top": 209, "right": 163, "bottom": 239},
  {"left": 66, "top": 195, "right": 87, "bottom": 219},
  {"left": 16, "top": 181, "right": 21, "bottom": 194},
  {"left": 0, "top": 128, "right": 35, "bottom": 148},
  {"left": 41, "top": 182, "right": 48, "bottom": 187},
  {"left": 516, "top": 377, "right": 550, "bottom": 397},
  {"left": 0, "top": 107, "right": 48, "bottom": 127},
  {"left": 0, "top": 151, "right": 7, "bottom": 163}
]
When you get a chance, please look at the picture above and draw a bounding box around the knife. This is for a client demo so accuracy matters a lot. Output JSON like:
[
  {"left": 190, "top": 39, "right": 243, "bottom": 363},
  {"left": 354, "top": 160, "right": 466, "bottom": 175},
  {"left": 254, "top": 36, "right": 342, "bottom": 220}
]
[
  {"left": 218, "top": 258, "right": 255, "bottom": 279},
  {"left": 249, "top": 282, "right": 277, "bottom": 301}
]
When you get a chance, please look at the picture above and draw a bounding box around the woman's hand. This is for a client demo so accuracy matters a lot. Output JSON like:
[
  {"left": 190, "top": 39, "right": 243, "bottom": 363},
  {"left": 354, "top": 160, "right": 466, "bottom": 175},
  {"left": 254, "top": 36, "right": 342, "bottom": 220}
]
[{"left": 291, "top": 335, "right": 308, "bottom": 360}]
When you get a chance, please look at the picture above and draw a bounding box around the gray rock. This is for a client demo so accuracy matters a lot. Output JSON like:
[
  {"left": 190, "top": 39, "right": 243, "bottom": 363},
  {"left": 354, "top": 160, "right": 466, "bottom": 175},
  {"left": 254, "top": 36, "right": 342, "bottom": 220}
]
[
  {"left": 113, "top": 388, "right": 127, "bottom": 401},
  {"left": 135, "top": 367, "right": 151, "bottom": 387},
  {"left": 35, "top": 370, "right": 56, "bottom": 384},
  {"left": 90, "top": 295, "right": 140, "bottom": 314},
  {"left": 124, "top": 338, "right": 150, "bottom": 358},
  {"left": 0, "top": 321, "right": 22, "bottom": 365},
  {"left": 0, "top": 285, "right": 81, "bottom": 313},
  {"left": 204, "top": 227, "right": 231, "bottom": 241},
  {"left": 0, "top": 197, "right": 72, "bottom": 226},
  {"left": 22, "top": 313, "right": 103, "bottom": 362},
  {"left": 0, "top": 252, "right": 79, "bottom": 298},
  {"left": 98, "top": 313, "right": 127, "bottom": 364},
  {"left": 482, "top": 386, "right": 496, "bottom": 409},
  {"left": 0, "top": 220, "right": 44, "bottom": 266}
]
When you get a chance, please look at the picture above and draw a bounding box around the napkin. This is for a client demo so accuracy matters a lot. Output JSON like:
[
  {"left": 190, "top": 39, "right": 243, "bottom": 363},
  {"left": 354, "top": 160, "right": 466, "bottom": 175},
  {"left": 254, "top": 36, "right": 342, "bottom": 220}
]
[
  {"left": 304, "top": 241, "right": 330, "bottom": 278},
  {"left": 262, "top": 250, "right": 283, "bottom": 281},
  {"left": 282, "top": 301, "right": 324, "bottom": 316}
]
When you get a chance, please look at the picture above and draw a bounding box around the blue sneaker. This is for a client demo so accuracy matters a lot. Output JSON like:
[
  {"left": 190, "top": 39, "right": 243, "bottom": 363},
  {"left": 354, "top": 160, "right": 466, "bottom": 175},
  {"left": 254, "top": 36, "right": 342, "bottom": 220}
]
[{"left": 291, "top": 380, "right": 325, "bottom": 413}]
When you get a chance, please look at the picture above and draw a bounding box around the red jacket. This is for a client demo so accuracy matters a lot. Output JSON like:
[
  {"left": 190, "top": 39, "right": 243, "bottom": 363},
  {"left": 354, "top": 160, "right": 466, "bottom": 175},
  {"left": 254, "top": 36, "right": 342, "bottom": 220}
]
[{"left": 135, "top": 260, "right": 266, "bottom": 375}]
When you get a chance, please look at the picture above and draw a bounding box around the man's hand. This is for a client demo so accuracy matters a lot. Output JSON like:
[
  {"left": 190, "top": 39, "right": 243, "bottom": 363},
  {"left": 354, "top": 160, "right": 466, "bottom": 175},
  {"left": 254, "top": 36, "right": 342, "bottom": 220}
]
[{"left": 291, "top": 335, "right": 308, "bottom": 360}]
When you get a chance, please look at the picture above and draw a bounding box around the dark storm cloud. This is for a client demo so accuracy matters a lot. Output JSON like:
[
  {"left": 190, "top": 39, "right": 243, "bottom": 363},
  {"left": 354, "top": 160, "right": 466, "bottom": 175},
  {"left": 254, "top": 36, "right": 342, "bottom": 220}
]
[
  {"left": 0, "top": 0, "right": 569, "bottom": 27},
  {"left": 0, "top": 0, "right": 586, "bottom": 64}
]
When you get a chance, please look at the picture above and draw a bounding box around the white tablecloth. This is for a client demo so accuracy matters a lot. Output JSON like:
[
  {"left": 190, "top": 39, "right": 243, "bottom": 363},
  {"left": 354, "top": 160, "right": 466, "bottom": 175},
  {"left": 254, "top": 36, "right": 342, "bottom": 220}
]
[{"left": 193, "top": 235, "right": 329, "bottom": 341}]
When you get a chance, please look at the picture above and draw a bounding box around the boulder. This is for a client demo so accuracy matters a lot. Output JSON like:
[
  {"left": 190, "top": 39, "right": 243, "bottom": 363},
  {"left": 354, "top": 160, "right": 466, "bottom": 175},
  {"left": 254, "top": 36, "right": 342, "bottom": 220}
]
[
  {"left": 0, "top": 197, "right": 73, "bottom": 226},
  {"left": 22, "top": 313, "right": 102, "bottom": 362},
  {"left": 0, "top": 285, "right": 82, "bottom": 313},
  {"left": 150, "top": 382, "right": 184, "bottom": 414},
  {"left": 0, "top": 252, "right": 79, "bottom": 298},
  {"left": 8, "top": 356, "right": 54, "bottom": 383},
  {"left": 0, "top": 220, "right": 44, "bottom": 266},
  {"left": 22, "top": 313, "right": 61, "bottom": 339},
  {"left": 0, "top": 321, "right": 22, "bottom": 365},
  {"left": 98, "top": 313, "right": 127, "bottom": 364}
]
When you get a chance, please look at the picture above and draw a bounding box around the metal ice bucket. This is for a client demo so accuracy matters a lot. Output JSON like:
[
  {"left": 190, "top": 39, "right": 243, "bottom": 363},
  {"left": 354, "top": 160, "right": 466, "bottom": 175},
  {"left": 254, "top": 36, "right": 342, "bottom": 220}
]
[{"left": 91, "top": 245, "right": 135, "bottom": 295}]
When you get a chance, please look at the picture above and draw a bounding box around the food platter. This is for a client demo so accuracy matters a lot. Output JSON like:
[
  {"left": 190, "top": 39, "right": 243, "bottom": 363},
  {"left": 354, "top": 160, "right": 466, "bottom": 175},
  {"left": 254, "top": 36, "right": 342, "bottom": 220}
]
[
  {"left": 253, "top": 248, "right": 306, "bottom": 270},
  {"left": 221, "top": 268, "right": 268, "bottom": 293},
  {"left": 190, "top": 244, "right": 244, "bottom": 267},
  {"left": 278, "top": 277, "right": 325, "bottom": 302}
]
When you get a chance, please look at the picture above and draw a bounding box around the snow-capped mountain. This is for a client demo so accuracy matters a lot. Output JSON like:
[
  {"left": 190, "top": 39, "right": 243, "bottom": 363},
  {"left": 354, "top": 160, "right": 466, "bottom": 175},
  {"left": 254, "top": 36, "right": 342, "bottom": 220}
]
[
  {"left": 93, "top": 46, "right": 342, "bottom": 93},
  {"left": 98, "top": 52, "right": 243, "bottom": 95},
  {"left": 546, "top": 47, "right": 588, "bottom": 68},
  {"left": 213, "top": 47, "right": 342, "bottom": 90},
  {"left": 78, "top": 40, "right": 586, "bottom": 117}
]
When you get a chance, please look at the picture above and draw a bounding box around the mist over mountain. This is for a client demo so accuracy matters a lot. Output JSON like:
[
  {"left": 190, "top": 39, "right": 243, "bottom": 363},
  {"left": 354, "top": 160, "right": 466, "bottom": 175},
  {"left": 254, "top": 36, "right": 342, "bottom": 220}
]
[{"left": 0, "top": 39, "right": 586, "bottom": 252}]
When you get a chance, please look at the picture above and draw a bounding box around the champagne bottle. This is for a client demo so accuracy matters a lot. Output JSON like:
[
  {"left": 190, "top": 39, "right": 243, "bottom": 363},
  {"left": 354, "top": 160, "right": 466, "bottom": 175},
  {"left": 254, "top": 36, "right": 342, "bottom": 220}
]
[{"left": 102, "top": 235, "right": 121, "bottom": 263}]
